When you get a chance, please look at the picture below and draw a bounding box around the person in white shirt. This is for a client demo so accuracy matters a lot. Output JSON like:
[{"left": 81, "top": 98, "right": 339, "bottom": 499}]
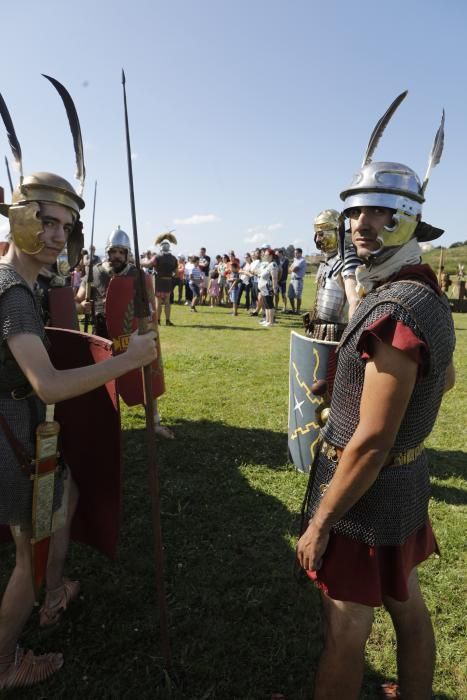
[{"left": 288, "top": 247, "right": 307, "bottom": 313}]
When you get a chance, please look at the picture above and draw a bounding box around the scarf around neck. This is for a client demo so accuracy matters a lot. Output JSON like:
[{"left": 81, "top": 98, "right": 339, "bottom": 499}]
[{"left": 355, "top": 238, "right": 422, "bottom": 296}]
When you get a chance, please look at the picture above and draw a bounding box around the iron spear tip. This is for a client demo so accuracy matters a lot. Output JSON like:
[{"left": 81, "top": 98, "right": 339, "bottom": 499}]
[{"left": 121, "top": 69, "right": 126, "bottom": 85}]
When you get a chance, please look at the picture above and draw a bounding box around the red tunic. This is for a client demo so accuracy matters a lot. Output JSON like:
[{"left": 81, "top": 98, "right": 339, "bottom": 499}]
[{"left": 307, "top": 265, "right": 441, "bottom": 606}]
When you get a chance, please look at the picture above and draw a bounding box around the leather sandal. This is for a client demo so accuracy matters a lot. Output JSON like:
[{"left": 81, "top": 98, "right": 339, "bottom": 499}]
[
  {"left": 0, "top": 647, "right": 63, "bottom": 689},
  {"left": 39, "top": 578, "right": 80, "bottom": 628}
]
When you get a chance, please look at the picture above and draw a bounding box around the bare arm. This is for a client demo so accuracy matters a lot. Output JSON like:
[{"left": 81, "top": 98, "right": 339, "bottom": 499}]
[
  {"left": 344, "top": 275, "right": 360, "bottom": 319},
  {"left": 8, "top": 330, "right": 156, "bottom": 405},
  {"left": 297, "top": 340, "right": 418, "bottom": 571},
  {"left": 140, "top": 255, "right": 157, "bottom": 269},
  {"left": 74, "top": 284, "right": 91, "bottom": 315}
]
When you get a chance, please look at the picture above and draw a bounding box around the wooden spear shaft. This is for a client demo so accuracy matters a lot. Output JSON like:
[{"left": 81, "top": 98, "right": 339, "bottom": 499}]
[{"left": 121, "top": 69, "right": 172, "bottom": 670}]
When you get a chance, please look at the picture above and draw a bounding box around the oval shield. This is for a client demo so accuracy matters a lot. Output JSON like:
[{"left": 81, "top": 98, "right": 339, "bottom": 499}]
[{"left": 288, "top": 331, "right": 338, "bottom": 474}]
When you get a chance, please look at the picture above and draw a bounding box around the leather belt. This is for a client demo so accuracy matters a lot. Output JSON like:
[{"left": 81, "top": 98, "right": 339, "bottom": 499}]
[{"left": 320, "top": 439, "right": 425, "bottom": 467}]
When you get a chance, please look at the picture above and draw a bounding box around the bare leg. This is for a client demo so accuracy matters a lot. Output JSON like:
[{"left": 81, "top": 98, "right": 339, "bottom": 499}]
[
  {"left": 164, "top": 299, "right": 172, "bottom": 323},
  {"left": 155, "top": 296, "right": 162, "bottom": 323},
  {"left": 153, "top": 400, "right": 174, "bottom": 439},
  {"left": 297, "top": 297, "right": 302, "bottom": 313},
  {"left": 383, "top": 569, "right": 435, "bottom": 700},
  {"left": 290, "top": 297, "right": 296, "bottom": 313},
  {"left": 313, "top": 593, "right": 373, "bottom": 700},
  {"left": 0, "top": 528, "right": 35, "bottom": 664}
]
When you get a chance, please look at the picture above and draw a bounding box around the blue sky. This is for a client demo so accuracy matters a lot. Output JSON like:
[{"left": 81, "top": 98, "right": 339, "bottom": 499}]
[{"left": 0, "top": 0, "right": 466, "bottom": 258}]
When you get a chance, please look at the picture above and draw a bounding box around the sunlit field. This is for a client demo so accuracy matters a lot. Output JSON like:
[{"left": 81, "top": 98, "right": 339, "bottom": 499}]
[{"left": 1, "top": 278, "right": 465, "bottom": 699}]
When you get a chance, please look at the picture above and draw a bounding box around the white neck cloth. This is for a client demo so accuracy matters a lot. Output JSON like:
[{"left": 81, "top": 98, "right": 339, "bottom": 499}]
[{"left": 355, "top": 238, "right": 422, "bottom": 296}]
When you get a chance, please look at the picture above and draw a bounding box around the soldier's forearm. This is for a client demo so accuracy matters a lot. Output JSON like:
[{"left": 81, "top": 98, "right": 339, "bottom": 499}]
[{"left": 310, "top": 442, "right": 388, "bottom": 534}]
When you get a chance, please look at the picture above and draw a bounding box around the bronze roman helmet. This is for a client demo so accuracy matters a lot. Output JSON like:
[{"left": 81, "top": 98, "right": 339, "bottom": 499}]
[{"left": 0, "top": 75, "right": 86, "bottom": 267}]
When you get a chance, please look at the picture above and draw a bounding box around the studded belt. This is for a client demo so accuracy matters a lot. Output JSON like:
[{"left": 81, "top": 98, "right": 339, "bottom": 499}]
[{"left": 320, "top": 439, "right": 425, "bottom": 467}]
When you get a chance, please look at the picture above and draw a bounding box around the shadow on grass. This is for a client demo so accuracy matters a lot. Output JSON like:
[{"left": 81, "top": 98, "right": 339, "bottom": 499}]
[
  {"left": 1, "top": 420, "right": 455, "bottom": 698},
  {"left": 174, "top": 324, "right": 268, "bottom": 332},
  {"left": 427, "top": 448, "right": 467, "bottom": 505}
]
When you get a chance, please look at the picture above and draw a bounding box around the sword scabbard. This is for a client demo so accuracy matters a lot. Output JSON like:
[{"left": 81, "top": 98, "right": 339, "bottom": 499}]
[{"left": 31, "top": 405, "right": 60, "bottom": 594}]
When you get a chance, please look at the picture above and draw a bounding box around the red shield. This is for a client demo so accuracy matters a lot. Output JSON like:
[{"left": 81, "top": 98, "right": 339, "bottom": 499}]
[
  {"left": 48, "top": 286, "right": 79, "bottom": 330},
  {"left": 105, "top": 275, "right": 165, "bottom": 406},
  {"left": 47, "top": 328, "right": 121, "bottom": 558}
]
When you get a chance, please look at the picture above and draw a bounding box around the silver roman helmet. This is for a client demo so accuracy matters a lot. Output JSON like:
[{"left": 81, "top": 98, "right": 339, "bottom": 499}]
[
  {"left": 340, "top": 90, "right": 445, "bottom": 262},
  {"left": 154, "top": 230, "right": 177, "bottom": 253},
  {"left": 0, "top": 75, "right": 86, "bottom": 267},
  {"left": 314, "top": 209, "right": 341, "bottom": 255},
  {"left": 106, "top": 226, "right": 132, "bottom": 256}
]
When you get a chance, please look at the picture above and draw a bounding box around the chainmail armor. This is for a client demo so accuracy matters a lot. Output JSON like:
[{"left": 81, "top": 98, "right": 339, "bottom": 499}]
[
  {"left": 306, "top": 279, "right": 455, "bottom": 547},
  {"left": 0, "top": 264, "right": 63, "bottom": 526}
]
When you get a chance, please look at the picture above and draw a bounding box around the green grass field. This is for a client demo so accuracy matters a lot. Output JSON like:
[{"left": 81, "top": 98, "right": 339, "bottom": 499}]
[{"left": 1, "top": 279, "right": 466, "bottom": 699}]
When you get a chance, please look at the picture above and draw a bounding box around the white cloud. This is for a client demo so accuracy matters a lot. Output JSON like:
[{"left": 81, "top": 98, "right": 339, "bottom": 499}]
[
  {"left": 420, "top": 242, "right": 433, "bottom": 252},
  {"left": 245, "top": 223, "right": 283, "bottom": 242},
  {"left": 244, "top": 231, "right": 268, "bottom": 244},
  {"left": 173, "top": 214, "right": 220, "bottom": 225}
]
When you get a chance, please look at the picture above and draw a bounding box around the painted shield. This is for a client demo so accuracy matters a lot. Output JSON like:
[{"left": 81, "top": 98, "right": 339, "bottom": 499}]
[
  {"left": 288, "top": 331, "right": 338, "bottom": 474},
  {"left": 48, "top": 286, "right": 79, "bottom": 330},
  {"left": 105, "top": 275, "right": 165, "bottom": 406},
  {"left": 47, "top": 328, "right": 122, "bottom": 559}
]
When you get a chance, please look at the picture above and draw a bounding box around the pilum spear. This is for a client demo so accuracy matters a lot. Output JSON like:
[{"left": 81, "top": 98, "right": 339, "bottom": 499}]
[
  {"left": 121, "top": 69, "right": 172, "bottom": 671},
  {"left": 84, "top": 180, "right": 97, "bottom": 333}
]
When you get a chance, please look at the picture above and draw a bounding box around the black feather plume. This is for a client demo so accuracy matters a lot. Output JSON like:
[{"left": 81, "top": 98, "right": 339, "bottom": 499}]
[
  {"left": 362, "top": 90, "right": 408, "bottom": 166},
  {"left": 0, "top": 93, "right": 23, "bottom": 181},
  {"left": 420, "top": 110, "right": 445, "bottom": 195},
  {"left": 42, "top": 74, "right": 85, "bottom": 194}
]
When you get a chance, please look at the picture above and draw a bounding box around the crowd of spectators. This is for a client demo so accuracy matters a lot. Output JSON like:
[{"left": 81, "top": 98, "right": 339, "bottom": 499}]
[
  {"left": 143, "top": 246, "right": 308, "bottom": 327},
  {"left": 63, "top": 244, "right": 309, "bottom": 328}
]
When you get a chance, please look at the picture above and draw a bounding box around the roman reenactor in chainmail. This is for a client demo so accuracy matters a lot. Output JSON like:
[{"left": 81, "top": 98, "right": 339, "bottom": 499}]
[
  {"left": 296, "top": 92, "right": 455, "bottom": 700},
  {"left": 77, "top": 226, "right": 135, "bottom": 338},
  {"left": 76, "top": 227, "right": 174, "bottom": 439},
  {"left": 304, "top": 208, "right": 361, "bottom": 341},
  {"left": 0, "top": 81, "right": 156, "bottom": 690},
  {"left": 141, "top": 232, "right": 178, "bottom": 326}
]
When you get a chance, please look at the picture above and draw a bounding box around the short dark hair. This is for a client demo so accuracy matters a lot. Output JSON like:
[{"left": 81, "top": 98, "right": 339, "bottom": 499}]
[{"left": 295, "top": 247, "right": 302, "bottom": 254}]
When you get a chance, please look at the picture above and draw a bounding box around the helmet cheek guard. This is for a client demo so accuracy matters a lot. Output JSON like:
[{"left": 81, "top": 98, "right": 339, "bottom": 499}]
[
  {"left": 315, "top": 229, "right": 338, "bottom": 254},
  {"left": 381, "top": 211, "right": 419, "bottom": 249},
  {"left": 68, "top": 219, "right": 84, "bottom": 268},
  {"left": 9, "top": 202, "right": 44, "bottom": 255}
]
